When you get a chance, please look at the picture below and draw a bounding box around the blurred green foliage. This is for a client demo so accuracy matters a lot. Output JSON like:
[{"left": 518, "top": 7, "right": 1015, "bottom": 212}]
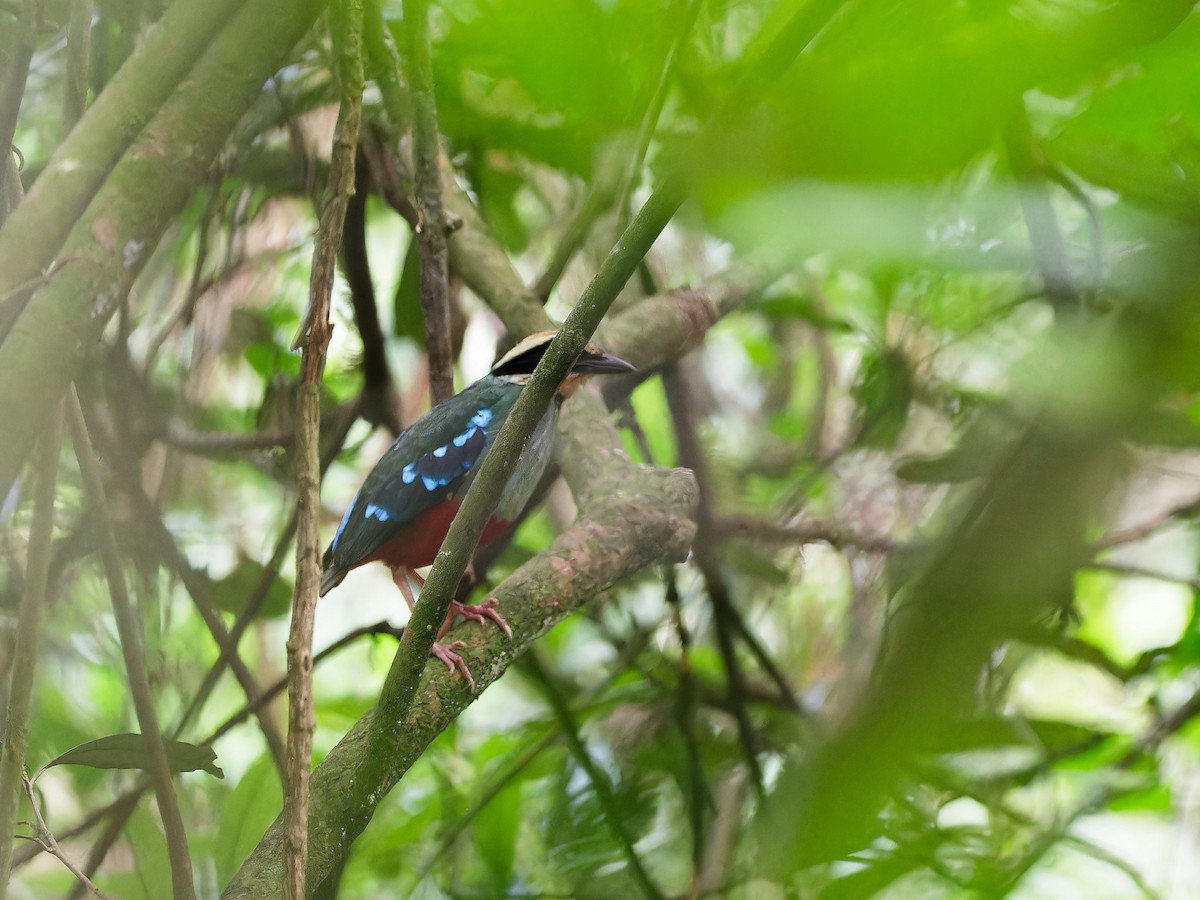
[{"left": 4, "top": 0, "right": 1200, "bottom": 897}]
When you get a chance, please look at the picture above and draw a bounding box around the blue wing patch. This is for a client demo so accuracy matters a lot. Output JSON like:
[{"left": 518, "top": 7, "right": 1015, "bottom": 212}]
[
  {"left": 365, "top": 503, "right": 392, "bottom": 522},
  {"left": 326, "top": 403, "right": 499, "bottom": 567},
  {"left": 404, "top": 407, "right": 493, "bottom": 494}
]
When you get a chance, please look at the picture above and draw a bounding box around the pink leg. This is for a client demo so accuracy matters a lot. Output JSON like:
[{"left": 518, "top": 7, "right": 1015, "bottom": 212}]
[
  {"left": 446, "top": 597, "right": 512, "bottom": 639},
  {"left": 389, "top": 566, "right": 419, "bottom": 611},
  {"left": 390, "top": 566, "right": 488, "bottom": 689},
  {"left": 431, "top": 640, "right": 476, "bottom": 689},
  {"left": 409, "top": 566, "right": 511, "bottom": 641}
]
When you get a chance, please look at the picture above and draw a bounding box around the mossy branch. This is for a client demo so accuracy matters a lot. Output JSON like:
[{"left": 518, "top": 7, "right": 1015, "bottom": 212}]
[{"left": 0, "top": 0, "right": 327, "bottom": 506}]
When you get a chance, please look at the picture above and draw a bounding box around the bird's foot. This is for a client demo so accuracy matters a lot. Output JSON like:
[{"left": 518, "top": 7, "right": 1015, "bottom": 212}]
[
  {"left": 448, "top": 597, "right": 512, "bottom": 639},
  {"left": 431, "top": 640, "right": 476, "bottom": 690}
]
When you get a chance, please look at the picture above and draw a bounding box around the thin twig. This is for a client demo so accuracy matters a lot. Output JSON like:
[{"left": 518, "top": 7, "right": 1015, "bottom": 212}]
[
  {"left": 67, "top": 387, "right": 196, "bottom": 900},
  {"left": 161, "top": 421, "right": 291, "bottom": 455},
  {"left": 0, "top": 403, "right": 62, "bottom": 899},
  {"left": 612, "top": 0, "right": 703, "bottom": 236},
  {"left": 19, "top": 778, "right": 112, "bottom": 900},
  {"left": 101, "top": 448, "right": 288, "bottom": 773},
  {"left": 403, "top": 0, "right": 455, "bottom": 404},
  {"left": 62, "top": 791, "right": 141, "bottom": 900},
  {"left": 663, "top": 362, "right": 766, "bottom": 793},
  {"left": 1085, "top": 560, "right": 1200, "bottom": 591},
  {"left": 342, "top": 148, "right": 401, "bottom": 434},
  {"left": 665, "top": 567, "right": 708, "bottom": 880},
  {"left": 521, "top": 652, "right": 666, "bottom": 900},
  {"left": 211, "top": 621, "right": 401, "bottom": 745},
  {"left": 714, "top": 513, "right": 896, "bottom": 553},
  {"left": 1093, "top": 493, "right": 1200, "bottom": 549},
  {"left": 416, "top": 728, "right": 558, "bottom": 883},
  {"left": 283, "top": 2, "right": 363, "bottom": 897}
]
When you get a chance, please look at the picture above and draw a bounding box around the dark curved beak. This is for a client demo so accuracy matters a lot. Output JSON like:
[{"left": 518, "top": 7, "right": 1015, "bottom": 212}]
[{"left": 571, "top": 349, "right": 636, "bottom": 376}]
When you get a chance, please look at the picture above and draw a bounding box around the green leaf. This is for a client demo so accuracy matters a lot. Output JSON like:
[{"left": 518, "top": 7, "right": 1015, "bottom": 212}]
[
  {"left": 473, "top": 780, "right": 521, "bottom": 888},
  {"left": 1108, "top": 782, "right": 1172, "bottom": 812},
  {"left": 756, "top": 293, "right": 854, "bottom": 331},
  {"left": 105, "top": 808, "right": 172, "bottom": 900},
  {"left": 392, "top": 240, "right": 425, "bottom": 342},
  {"left": 215, "top": 754, "right": 283, "bottom": 886},
  {"left": 853, "top": 345, "right": 913, "bottom": 450},
  {"left": 42, "top": 734, "right": 223, "bottom": 779},
  {"left": 1129, "top": 407, "right": 1200, "bottom": 447}
]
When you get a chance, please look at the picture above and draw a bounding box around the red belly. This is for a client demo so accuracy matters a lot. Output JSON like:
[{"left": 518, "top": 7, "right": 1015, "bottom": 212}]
[{"left": 364, "top": 500, "right": 513, "bottom": 571}]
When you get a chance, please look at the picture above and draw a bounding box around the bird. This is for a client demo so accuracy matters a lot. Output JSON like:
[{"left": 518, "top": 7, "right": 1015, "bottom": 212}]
[{"left": 319, "top": 330, "right": 634, "bottom": 686}]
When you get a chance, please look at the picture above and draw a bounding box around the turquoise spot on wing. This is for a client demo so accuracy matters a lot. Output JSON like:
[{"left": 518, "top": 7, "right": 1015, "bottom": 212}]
[
  {"left": 401, "top": 463, "right": 417, "bottom": 485},
  {"left": 365, "top": 503, "right": 392, "bottom": 522},
  {"left": 433, "top": 445, "right": 448, "bottom": 458},
  {"left": 451, "top": 407, "right": 492, "bottom": 449},
  {"left": 421, "top": 475, "right": 441, "bottom": 491}
]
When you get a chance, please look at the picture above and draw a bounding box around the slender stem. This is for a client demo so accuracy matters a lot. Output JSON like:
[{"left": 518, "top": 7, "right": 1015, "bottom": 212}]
[
  {"left": 284, "top": 2, "right": 363, "bottom": 898},
  {"left": 613, "top": 0, "right": 703, "bottom": 234},
  {"left": 360, "top": 5, "right": 551, "bottom": 338},
  {"left": 417, "top": 729, "right": 558, "bottom": 883},
  {"left": 20, "top": 778, "right": 111, "bottom": 899},
  {"left": 403, "top": 0, "right": 455, "bottom": 403},
  {"left": 99, "top": 440, "right": 287, "bottom": 773},
  {"left": 663, "top": 363, "right": 766, "bottom": 794},
  {"left": 665, "top": 568, "right": 708, "bottom": 881},
  {"left": 67, "top": 387, "right": 196, "bottom": 900},
  {"left": 522, "top": 653, "right": 666, "bottom": 900},
  {"left": 0, "top": 404, "right": 62, "bottom": 900}
]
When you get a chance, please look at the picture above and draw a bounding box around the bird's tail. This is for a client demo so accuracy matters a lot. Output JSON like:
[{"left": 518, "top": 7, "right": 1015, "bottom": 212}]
[{"left": 318, "top": 565, "right": 346, "bottom": 597}]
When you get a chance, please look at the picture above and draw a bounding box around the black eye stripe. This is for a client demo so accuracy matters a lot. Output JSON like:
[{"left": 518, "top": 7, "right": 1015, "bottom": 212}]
[{"left": 491, "top": 345, "right": 546, "bottom": 377}]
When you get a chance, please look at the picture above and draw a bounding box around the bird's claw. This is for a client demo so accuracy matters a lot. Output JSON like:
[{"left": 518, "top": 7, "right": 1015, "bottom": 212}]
[
  {"left": 449, "top": 597, "right": 512, "bottom": 639},
  {"left": 431, "top": 640, "right": 476, "bottom": 690}
]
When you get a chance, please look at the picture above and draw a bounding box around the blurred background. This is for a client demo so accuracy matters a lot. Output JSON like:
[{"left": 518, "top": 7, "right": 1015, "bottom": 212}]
[{"left": 4, "top": 0, "right": 1200, "bottom": 897}]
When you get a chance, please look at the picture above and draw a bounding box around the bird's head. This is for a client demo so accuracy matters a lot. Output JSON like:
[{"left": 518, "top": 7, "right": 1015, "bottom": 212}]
[{"left": 490, "top": 330, "right": 635, "bottom": 395}]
